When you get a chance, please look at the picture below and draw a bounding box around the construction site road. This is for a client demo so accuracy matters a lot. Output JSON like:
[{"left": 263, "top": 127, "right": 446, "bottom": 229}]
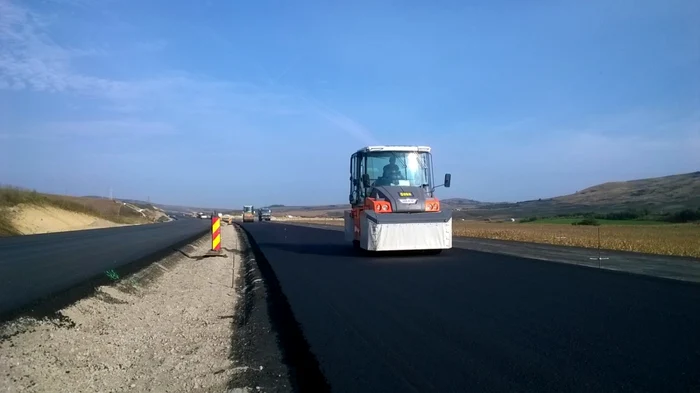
[
  {"left": 0, "top": 219, "right": 211, "bottom": 317},
  {"left": 241, "top": 222, "right": 700, "bottom": 393},
  {"left": 287, "top": 222, "right": 700, "bottom": 283}
]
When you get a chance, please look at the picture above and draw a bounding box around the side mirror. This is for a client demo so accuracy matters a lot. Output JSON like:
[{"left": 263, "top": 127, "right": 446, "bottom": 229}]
[
  {"left": 362, "top": 173, "right": 371, "bottom": 188},
  {"left": 444, "top": 173, "right": 451, "bottom": 188}
]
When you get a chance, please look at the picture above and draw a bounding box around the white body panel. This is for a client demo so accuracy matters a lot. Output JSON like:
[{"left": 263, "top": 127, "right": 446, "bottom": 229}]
[{"left": 360, "top": 213, "right": 452, "bottom": 251}]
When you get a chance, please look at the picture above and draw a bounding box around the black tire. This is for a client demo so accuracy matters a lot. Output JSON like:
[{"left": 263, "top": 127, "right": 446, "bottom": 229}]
[
  {"left": 352, "top": 240, "right": 360, "bottom": 250},
  {"left": 424, "top": 249, "right": 443, "bottom": 255}
]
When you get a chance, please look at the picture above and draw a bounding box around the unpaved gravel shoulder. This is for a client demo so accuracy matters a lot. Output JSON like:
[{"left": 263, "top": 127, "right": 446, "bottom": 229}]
[{"left": 0, "top": 224, "right": 242, "bottom": 393}]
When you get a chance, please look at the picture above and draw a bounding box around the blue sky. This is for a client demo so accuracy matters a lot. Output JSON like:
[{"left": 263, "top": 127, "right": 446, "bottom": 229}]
[{"left": 1, "top": 0, "right": 698, "bottom": 207}]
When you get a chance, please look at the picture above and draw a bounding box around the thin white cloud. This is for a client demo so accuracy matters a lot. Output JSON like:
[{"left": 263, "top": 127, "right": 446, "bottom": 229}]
[
  {"left": 43, "top": 120, "right": 177, "bottom": 137},
  {"left": 0, "top": 132, "right": 57, "bottom": 141},
  {"left": 516, "top": 126, "right": 700, "bottom": 177},
  {"left": 0, "top": 0, "right": 113, "bottom": 92},
  {"left": 0, "top": 120, "right": 175, "bottom": 141},
  {"left": 131, "top": 40, "right": 168, "bottom": 53},
  {"left": 0, "top": 0, "right": 380, "bottom": 145},
  {"left": 300, "top": 95, "right": 380, "bottom": 146},
  {"left": 0, "top": 1, "right": 293, "bottom": 108},
  {"left": 434, "top": 112, "right": 699, "bottom": 202},
  {"left": 42, "top": 0, "right": 101, "bottom": 6}
]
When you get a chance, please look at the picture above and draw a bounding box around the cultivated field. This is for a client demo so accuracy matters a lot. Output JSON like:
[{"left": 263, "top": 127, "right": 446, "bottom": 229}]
[
  {"left": 287, "top": 218, "right": 700, "bottom": 258},
  {"left": 453, "top": 221, "right": 700, "bottom": 258}
]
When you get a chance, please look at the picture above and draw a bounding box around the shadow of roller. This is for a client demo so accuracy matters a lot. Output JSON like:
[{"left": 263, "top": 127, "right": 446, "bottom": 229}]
[{"left": 258, "top": 241, "right": 444, "bottom": 258}]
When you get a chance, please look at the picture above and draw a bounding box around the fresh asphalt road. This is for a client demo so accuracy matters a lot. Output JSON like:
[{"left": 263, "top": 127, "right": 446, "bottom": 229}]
[
  {"left": 241, "top": 222, "right": 700, "bottom": 393},
  {"left": 0, "top": 219, "right": 210, "bottom": 316}
]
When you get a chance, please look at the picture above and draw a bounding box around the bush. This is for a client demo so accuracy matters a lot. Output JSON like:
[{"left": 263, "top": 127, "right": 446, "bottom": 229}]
[
  {"left": 519, "top": 217, "right": 538, "bottom": 223},
  {"left": 665, "top": 208, "right": 700, "bottom": 223},
  {"left": 598, "top": 209, "right": 643, "bottom": 220},
  {"left": 572, "top": 218, "right": 600, "bottom": 226},
  {"left": 568, "top": 209, "right": 649, "bottom": 221}
]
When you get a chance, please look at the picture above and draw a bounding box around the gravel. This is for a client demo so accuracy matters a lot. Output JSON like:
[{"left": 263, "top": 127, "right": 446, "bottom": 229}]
[{"left": 1, "top": 224, "right": 243, "bottom": 393}]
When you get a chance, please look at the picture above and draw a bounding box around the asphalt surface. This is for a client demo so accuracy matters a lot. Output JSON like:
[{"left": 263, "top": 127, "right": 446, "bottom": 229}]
[
  {"left": 228, "top": 226, "right": 326, "bottom": 392},
  {"left": 242, "top": 222, "right": 700, "bottom": 393},
  {"left": 288, "top": 222, "right": 700, "bottom": 283},
  {"left": 0, "top": 219, "right": 211, "bottom": 316}
]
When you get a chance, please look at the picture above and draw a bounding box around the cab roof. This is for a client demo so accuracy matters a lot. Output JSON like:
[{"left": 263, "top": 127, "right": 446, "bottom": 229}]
[{"left": 354, "top": 145, "right": 431, "bottom": 154}]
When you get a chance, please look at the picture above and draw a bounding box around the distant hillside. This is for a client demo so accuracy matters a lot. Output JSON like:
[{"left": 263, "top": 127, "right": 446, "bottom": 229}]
[
  {"left": 442, "top": 198, "right": 496, "bottom": 209},
  {"left": 553, "top": 172, "right": 700, "bottom": 208},
  {"left": 455, "top": 171, "right": 700, "bottom": 219}
]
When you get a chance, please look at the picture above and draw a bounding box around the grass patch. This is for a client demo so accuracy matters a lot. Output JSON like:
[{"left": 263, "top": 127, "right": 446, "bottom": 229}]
[
  {"left": 0, "top": 186, "right": 151, "bottom": 236},
  {"left": 0, "top": 187, "right": 47, "bottom": 206}
]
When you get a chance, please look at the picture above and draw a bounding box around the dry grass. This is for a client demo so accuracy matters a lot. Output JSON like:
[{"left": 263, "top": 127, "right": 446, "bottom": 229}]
[
  {"left": 0, "top": 209, "right": 19, "bottom": 236},
  {"left": 0, "top": 186, "right": 151, "bottom": 236},
  {"left": 288, "top": 217, "right": 700, "bottom": 258},
  {"left": 453, "top": 221, "right": 700, "bottom": 258}
]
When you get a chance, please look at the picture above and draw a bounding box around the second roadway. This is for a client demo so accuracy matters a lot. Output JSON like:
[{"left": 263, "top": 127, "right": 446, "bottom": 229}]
[{"left": 240, "top": 222, "right": 700, "bottom": 393}]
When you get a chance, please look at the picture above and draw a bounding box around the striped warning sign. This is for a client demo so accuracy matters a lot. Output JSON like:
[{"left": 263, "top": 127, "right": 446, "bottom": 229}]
[{"left": 211, "top": 216, "right": 221, "bottom": 251}]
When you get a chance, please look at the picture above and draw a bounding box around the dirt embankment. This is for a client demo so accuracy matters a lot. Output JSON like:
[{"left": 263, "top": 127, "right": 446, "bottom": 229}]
[
  {"left": 0, "top": 225, "right": 245, "bottom": 393},
  {"left": 0, "top": 187, "right": 158, "bottom": 236},
  {"left": 8, "top": 204, "right": 131, "bottom": 235}
]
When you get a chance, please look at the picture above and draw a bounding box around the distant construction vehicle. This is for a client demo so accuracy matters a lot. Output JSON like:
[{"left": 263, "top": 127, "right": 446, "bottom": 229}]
[
  {"left": 344, "top": 145, "right": 452, "bottom": 253},
  {"left": 258, "top": 207, "right": 272, "bottom": 221},
  {"left": 242, "top": 205, "right": 255, "bottom": 222}
]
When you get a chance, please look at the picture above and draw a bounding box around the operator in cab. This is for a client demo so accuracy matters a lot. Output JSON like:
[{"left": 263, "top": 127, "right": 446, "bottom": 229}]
[
  {"left": 375, "top": 156, "right": 403, "bottom": 186},
  {"left": 383, "top": 156, "right": 400, "bottom": 177}
]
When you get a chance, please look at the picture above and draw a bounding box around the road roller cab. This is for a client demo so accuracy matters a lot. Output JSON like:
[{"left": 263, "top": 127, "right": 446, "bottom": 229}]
[
  {"left": 242, "top": 205, "right": 255, "bottom": 222},
  {"left": 344, "top": 145, "right": 453, "bottom": 253}
]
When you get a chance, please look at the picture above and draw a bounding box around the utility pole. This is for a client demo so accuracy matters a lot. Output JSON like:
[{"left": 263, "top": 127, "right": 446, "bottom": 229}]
[{"left": 588, "top": 226, "right": 609, "bottom": 267}]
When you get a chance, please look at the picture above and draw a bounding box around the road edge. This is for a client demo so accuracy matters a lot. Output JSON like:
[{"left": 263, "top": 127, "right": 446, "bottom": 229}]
[{"left": 230, "top": 224, "right": 331, "bottom": 393}]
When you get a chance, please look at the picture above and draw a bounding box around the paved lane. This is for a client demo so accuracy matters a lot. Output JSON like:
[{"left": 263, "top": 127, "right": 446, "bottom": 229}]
[
  {"left": 0, "top": 219, "right": 210, "bottom": 315},
  {"left": 284, "top": 222, "right": 700, "bottom": 283},
  {"left": 242, "top": 222, "right": 700, "bottom": 393}
]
